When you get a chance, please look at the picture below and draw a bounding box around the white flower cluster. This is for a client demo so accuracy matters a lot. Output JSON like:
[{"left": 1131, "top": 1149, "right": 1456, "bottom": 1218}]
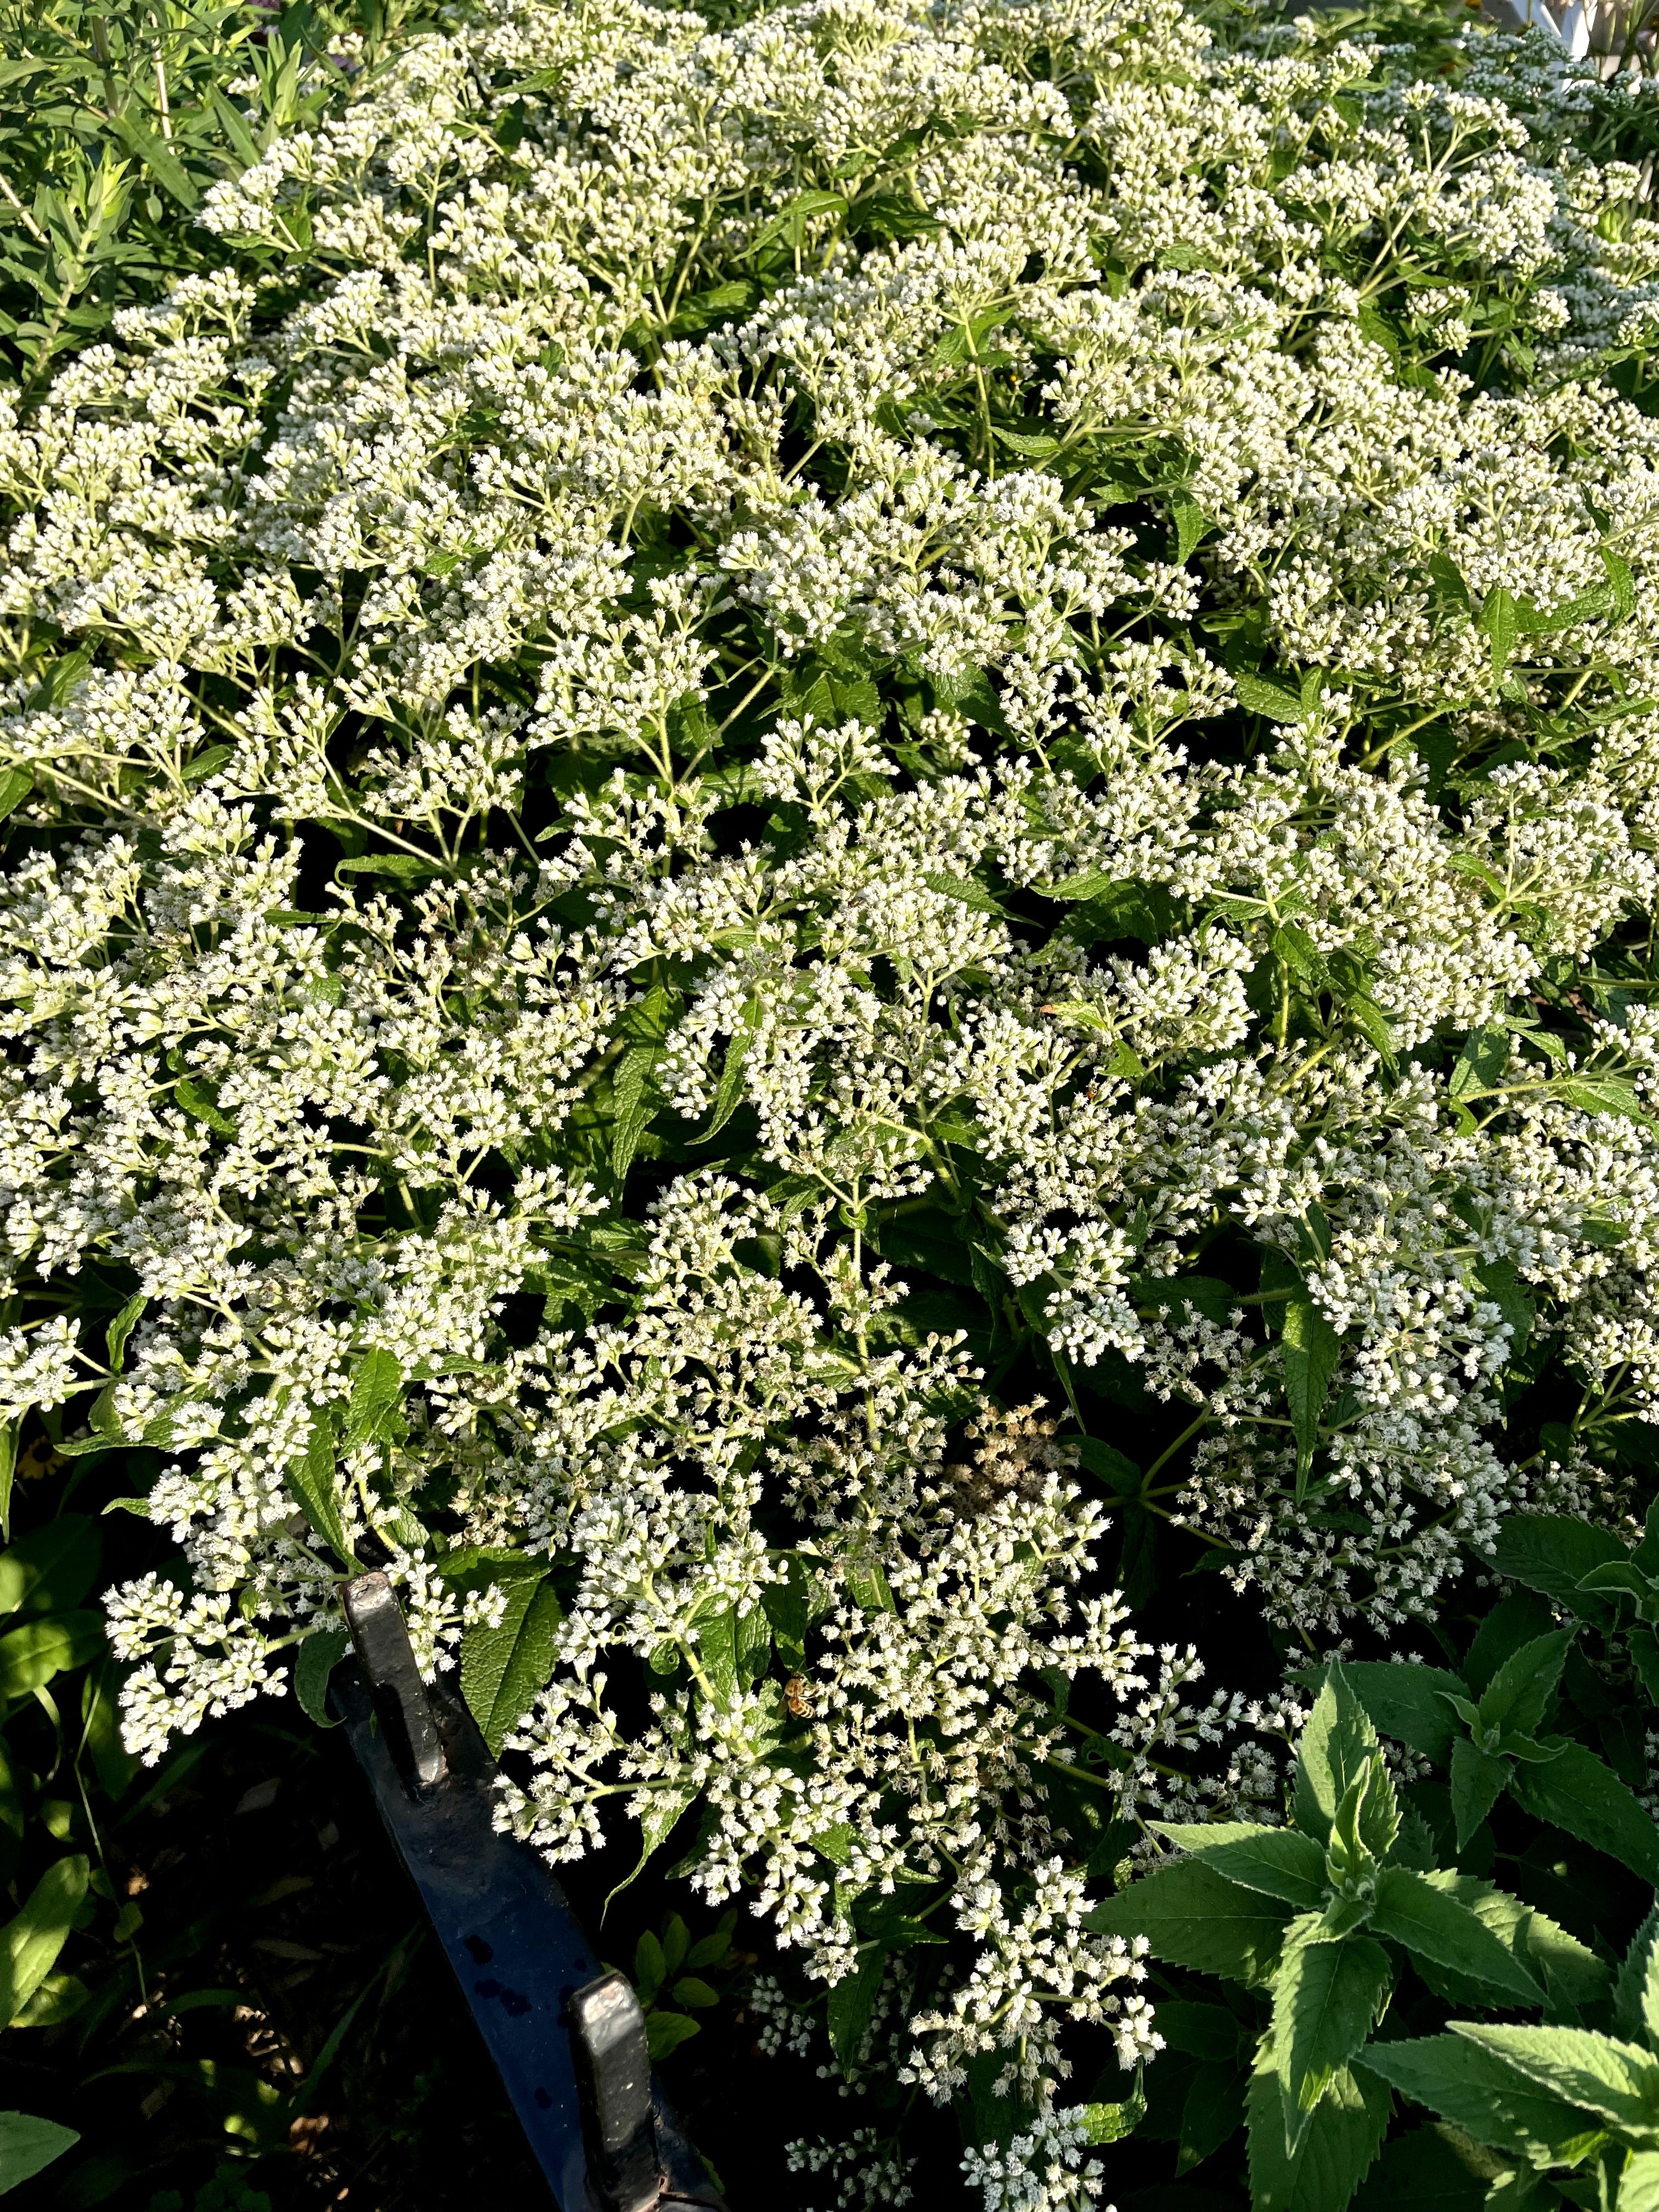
[
  {"left": 961, "top": 2111, "right": 1108, "bottom": 2212},
  {"left": 1, "top": 0, "right": 1656, "bottom": 2167}
]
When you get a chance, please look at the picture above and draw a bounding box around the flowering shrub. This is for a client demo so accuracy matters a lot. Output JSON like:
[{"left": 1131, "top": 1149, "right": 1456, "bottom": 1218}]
[{"left": 1, "top": 0, "right": 1658, "bottom": 2194}]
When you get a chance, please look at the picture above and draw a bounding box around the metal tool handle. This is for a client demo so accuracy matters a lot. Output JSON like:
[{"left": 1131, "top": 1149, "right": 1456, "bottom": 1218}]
[{"left": 334, "top": 1571, "right": 728, "bottom": 2212}]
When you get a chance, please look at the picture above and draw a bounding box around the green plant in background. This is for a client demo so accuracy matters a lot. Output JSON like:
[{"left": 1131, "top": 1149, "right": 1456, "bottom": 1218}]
[
  {"left": 1364, "top": 1911, "right": 1659, "bottom": 2212},
  {"left": 1299, "top": 1600, "right": 1659, "bottom": 1884},
  {"left": 0, "top": 0, "right": 427, "bottom": 389},
  {"left": 1090, "top": 1665, "right": 1607, "bottom": 2212},
  {"left": 622, "top": 1908, "right": 743, "bottom": 2060}
]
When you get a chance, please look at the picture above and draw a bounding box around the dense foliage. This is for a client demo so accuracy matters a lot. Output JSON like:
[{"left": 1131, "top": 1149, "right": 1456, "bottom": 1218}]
[{"left": 2, "top": 0, "right": 1659, "bottom": 2200}]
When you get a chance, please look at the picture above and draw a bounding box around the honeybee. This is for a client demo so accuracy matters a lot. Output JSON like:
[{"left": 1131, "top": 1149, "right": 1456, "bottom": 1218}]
[{"left": 784, "top": 1674, "right": 812, "bottom": 1718}]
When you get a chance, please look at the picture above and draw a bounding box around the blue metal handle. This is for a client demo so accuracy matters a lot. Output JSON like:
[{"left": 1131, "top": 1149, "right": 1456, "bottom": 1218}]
[{"left": 332, "top": 1575, "right": 726, "bottom": 2212}]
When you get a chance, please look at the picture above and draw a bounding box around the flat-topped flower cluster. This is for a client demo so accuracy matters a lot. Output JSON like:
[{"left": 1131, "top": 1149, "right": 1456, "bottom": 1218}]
[{"left": 1, "top": 0, "right": 1656, "bottom": 2192}]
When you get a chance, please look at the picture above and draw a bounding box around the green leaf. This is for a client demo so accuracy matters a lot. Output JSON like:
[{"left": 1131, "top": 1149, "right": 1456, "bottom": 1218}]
[
  {"left": 1081, "top": 2073, "right": 1147, "bottom": 2143},
  {"left": 10, "top": 1972, "right": 87, "bottom": 2028},
  {"left": 1295, "top": 1665, "right": 1383, "bottom": 1847},
  {"left": 287, "top": 1411, "right": 354, "bottom": 1568},
  {"left": 1511, "top": 1742, "right": 1659, "bottom": 1887},
  {"left": 1621, "top": 2150, "right": 1659, "bottom": 2212},
  {"left": 645, "top": 2010, "right": 701, "bottom": 2059},
  {"left": 1450, "top": 2025, "right": 1659, "bottom": 2140},
  {"left": 1311, "top": 1662, "right": 1465, "bottom": 1764},
  {"left": 1479, "top": 1630, "right": 1574, "bottom": 1739},
  {"left": 1284, "top": 1297, "right": 1341, "bottom": 1487},
  {"left": 1358, "top": 2036, "right": 1604, "bottom": 2167},
  {"left": 751, "top": 187, "right": 848, "bottom": 251},
  {"left": 1178, "top": 2060, "right": 1248, "bottom": 2172},
  {"left": 1369, "top": 1869, "right": 1543, "bottom": 2006},
  {"left": 1601, "top": 546, "right": 1636, "bottom": 622},
  {"left": 1087, "top": 1860, "right": 1291, "bottom": 1987},
  {"left": 1159, "top": 2001, "right": 1249, "bottom": 2062},
  {"left": 1150, "top": 1822, "right": 1327, "bottom": 1911},
  {"left": 0, "top": 768, "right": 34, "bottom": 825},
  {"left": 1274, "top": 1925, "right": 1391, "bottom": 2144},
  {"left": 105, "top": 1294, "right": 146, "bottom": 1373},
  {"left": 1614, "top": 1910, "right": 1659, "bottom": 2047},
  {"left": 294, "top": 1629, "right": 348, "bottom": 1729},
  {"left": 611, "top": 1041, "right": 661, "bottom": 1180},
  {"left": 0, "top": 1858, "right": 88, "bottom": 2026},
  {"left": 1475, "top": 1261, "right": 1534, "bottom": 1356},
  {"left": 0, "top": 1519, "right": 100, "bottom": 1621},
  {"left": 704, "top": 998, "right": 760, "bottom": 1138},
  {"left": 0, "top": 1613, "right": 106, "bottom": 1705},
  {"left": 345, "top": 1348, "right": 404, "bottom": 1448},
  {"left": 1075, "top": 1437, "right": 1143, "bottom": 1497},
  {"left": 0, "top": 2113, "right": 81, "bottom": 2193},
  {"left": 670, "top": 1976, "right": 719, "bottom": 2010},
  {"left": 1493, "top": 1517, "right": 1626, "bottom": 1619},
  {"left": 1480, "top": 588, "right": 1519, "bottom": 677},
  {"left": 1236, "top": 672, "right": 1310, "bottom": 724},
  {"left": 1449, "top": 1737, "right": 1512, "bottom": 1852},
  {"left": 336, "top": 853, "right": 444, "bottom": 884},
  {"left": 634, "top": 1928, "right": 667, "bottom": 2001},
  {"left": 613, "top": 1787, "right": 696, "bottom": 1908},
  {"left": 1170, "top": 495, "right": 1213, "bottom": 566},
  {"left": 923, "top": 871, "right": 1014, "bottom": 921},
  {"left": 175, "top": 1076, "right": 237, "bottom": 1137},
  {"left": 106, "top": 110, "right": 198, "bottom": 209},
  {"left": 460, "top": 1577, "right": 562, "bottom": 1756},
  {"left": 1248, "top": 2046, "right": 1390, "bottom": 2212},
  {"left": 1348, "top": 2124, "right": 1489, "bottom": 2212},
  {"left": 827, "top": 1946, "right": 886, "bottom": 2070},
  {"left": 1449, "top": 1027, "right": 1509, "bottom": 1102}
]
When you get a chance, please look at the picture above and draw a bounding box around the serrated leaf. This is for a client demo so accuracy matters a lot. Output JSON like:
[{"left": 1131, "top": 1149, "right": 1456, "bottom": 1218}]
[
  {"left": 1236, "top": 671, "right": 1309, "bottom": 724},
  {"left": 1087, "top": 1859, "right": 1291, "bottom": 1986},
  {"left": 923, "top": 870, "right": 1013, "bottom": 921},
  {"left": 1275, "top": 1925, "right": 1391, "bottom": 2144},
  {"left": 287, "top": 1411, "right": 353, "bottom": 1568},
  {"left": 1448, "top": 1737, "right": 1512, "bottom": 1852},
  {"left": 460, "top": 1577, "right": 562, "bottom": 1756},
  {"left": 1150, "top": 1822, "right": 1327, "bottom": 1911},
  {"left": 1449, "top": 1027, "right": 1509, "bottom": 1103},
  {"left": 1615, "top": 1910, "right": 1659, "bottom": 2046},
  {"left": 1080, "top": 2073, "right": 1147, "bottom": 2143},
  {"left": 1284, "top": 1296, "right": 1341, "bottom": 1488},
  {"left": 1249, "top": 2046, "right": 1390, "bottom": 2212},
  {"left": 1358, "top": 2036, "right": 1607, "bottom": 2166},
  {"left": 1478, "top": 1630, "right": 1573, "bottom": 1739},
  {"left": 1480, "top": 588, "right": 1519, "bottom": 676},
  {"left": 828, "top": 1946, "right": 885, "bottom": 2069},
  {"left": 751, "top": 187, "right": 848, "bottom": 251},
  {"left": 1306, "top": 1662, "right": 1465, "bottom": 1764},
  {"left": 1369, "top": 1869, "right": 1543, "bottom": 2006},
  {"left": 1511, "top": 1743, "right": 1659, "bottom": 1887},
  {"left": 1295, "top": 1663, "right": 1381, "bottom": 1846},
  {"left": 1493, "top": 1516, "right": 1626, "bottom": 1616},
  {"left": 1451, "top": 2026, "right": 1659, "bottom": 2138},
  {"left": 345, "top": 1347, "right": 404, "bottom": 1448}
]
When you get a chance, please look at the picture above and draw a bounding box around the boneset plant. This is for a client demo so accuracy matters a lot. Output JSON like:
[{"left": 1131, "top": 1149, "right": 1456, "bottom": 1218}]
[{"left": 0, "top": 0, "right": 1655, "bottom": 2196}]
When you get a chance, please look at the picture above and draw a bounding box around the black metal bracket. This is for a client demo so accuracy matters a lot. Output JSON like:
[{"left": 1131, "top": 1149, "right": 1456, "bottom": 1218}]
[{"left": 334, "top": 1571, "right": 727, "bottom": 2212}]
